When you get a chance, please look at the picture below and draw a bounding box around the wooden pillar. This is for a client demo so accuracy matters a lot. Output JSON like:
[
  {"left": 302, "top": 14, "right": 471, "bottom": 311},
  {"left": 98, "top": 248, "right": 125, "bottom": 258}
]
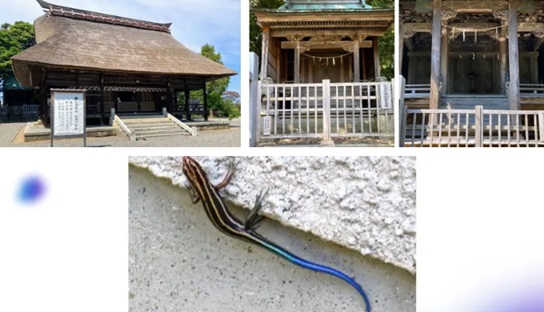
[
  {"left": 202, "top": 78, "right": 208, "bottom": 121},
  {"left": 532, "top": 54, "right": 538, "bottom": 83},
  {"left": 508, "top": 2, "right": 520, "bottom": 110},
  {"left": 184, "top": 86, "right": 191, "bottom": 121},
  {"left": 353, "top": 39, "right": 360, "bottom": 82},
  {"left": 399, "top": 25, "right": 405, "bottom": 79},
  {"left": 440, "top": 25, "right": 449, "bottom": 95},
  {"left": 373, "top": 37, "right": 380, "bottom": 79},
  {"left": 41, "top": 70, "right": 49, "bottom": 127},
  {"left": 294, "top": 40, "right": 301, "bottom": 83},
  {"left": 260, "top": 25, "right": 270, "bottom": 80},
  {"left": 100, "top": 74, "right": 105, "bottom": 125},
  {"left": 499, "top": 26, "right": 507, "bottom": 94},
  {"left": 430, "top": 0, "right": 442, "bottom": 109},
  {"left": 166, "top": 81, "right": 172, "bottom": 112}
]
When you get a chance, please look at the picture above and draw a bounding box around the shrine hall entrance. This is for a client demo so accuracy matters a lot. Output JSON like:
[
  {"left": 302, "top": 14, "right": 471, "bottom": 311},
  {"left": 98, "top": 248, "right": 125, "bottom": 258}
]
[{"left": 443, "top": 12, "right": 503, "bottom": 96}]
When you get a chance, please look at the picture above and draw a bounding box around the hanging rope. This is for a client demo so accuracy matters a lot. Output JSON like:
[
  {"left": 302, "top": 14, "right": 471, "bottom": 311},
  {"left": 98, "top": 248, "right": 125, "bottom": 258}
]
[
  {"left": 445, "top": 24, "right": 508, "bottom": 43},
  {"left": 301, "top": 52, "right": 353, "bottom": 66}
]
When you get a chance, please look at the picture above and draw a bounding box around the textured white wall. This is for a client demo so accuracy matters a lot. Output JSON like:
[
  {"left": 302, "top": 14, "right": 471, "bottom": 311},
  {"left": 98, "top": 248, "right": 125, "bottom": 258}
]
[{"left": 129, "top": 156, "right": 416, "bottom": 274}]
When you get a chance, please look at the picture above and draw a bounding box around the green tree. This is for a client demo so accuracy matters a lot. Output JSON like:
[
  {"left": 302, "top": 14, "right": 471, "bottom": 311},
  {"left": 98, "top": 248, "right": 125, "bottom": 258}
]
[
  {"left": 0, "top": 21, "right": 35, "bottom": 77},
  {"left": 250, "top": 0, "right": 285, "bottom": 56},
  {"left": 368, "top": 0, "right": 394, "bottom": 78},
  {"left": 193, "top": 44, "right": 240, "bottom": 119},
  {"left": 367, "top": 0, "right": 393, "bottom": 9}
]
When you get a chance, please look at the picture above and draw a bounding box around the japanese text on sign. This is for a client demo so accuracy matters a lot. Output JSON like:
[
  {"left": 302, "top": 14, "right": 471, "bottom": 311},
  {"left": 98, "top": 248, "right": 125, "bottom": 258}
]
[{"left": 53, "top": 92, "right": 85, "bottom": 136}]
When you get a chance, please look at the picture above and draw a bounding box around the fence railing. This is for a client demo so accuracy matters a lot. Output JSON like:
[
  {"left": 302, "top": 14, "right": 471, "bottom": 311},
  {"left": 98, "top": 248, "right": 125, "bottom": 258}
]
[
  {"left": 258, "top": 79, "right": 394, "bottom": 144},
  {"left": 519, "top": 84, "right": 544, "bottom": 95},
  {"left": 404, "top": 84, "right": 430, "bottom": 98},
  {"left": 23, "top": 104, "right": 39, "bottom": 117},
  {"left": 401, "top": 105, "right": 544, "bottom": 147}
]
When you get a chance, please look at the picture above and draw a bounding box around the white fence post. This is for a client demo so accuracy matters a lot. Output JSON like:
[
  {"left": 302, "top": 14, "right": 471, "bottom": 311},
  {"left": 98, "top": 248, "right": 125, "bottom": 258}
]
[
  {"left": 110, "top": 108, "right": 115, "bottom": 126},
  {"left": 321, "top": 79, "right": 334, "bottom": 146},
  {"left": 399, "top": 76, "right": 406, "bottom": 147},
  {"left": 475, "top": 105, "right": 483, "bottom": 147},
  {"left": 250, "top": 52, "right": 260, "bottom": 147}
]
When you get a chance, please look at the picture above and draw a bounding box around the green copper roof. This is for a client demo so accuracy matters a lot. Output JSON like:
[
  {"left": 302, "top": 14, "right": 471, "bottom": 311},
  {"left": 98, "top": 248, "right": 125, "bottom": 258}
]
[{"left": 278, "top": 0, "right": 372, "bottom": 11}]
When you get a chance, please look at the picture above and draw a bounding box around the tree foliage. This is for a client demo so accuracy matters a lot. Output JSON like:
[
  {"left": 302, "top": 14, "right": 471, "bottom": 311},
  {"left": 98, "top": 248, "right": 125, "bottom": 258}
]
[
  {"left": 192, "top": 44, "right": 240, "bottom": 120},
  {"left": 367, "top": 0, "right": 393, "bottom": 9},
  {"left": 368, "top": 0, "right": 394, "bottom": 79},
  {"left": 0, "top": 21, "right": 35, "bottom": 77},
  {"left": 250, "top": 0, "right": 285, "bottom": 56}
]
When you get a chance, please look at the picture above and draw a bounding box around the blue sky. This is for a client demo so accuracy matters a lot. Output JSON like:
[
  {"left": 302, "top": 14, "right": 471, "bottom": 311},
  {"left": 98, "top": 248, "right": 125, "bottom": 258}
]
[{"left": 0, "top": 0, "right": 241, "bottom": 94}]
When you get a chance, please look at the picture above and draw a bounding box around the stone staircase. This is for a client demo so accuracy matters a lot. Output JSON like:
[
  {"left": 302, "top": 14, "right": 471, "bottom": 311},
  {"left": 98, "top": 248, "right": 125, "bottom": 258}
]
[{"left": 115, "top": 114, "right": 193, "bottom": 140}]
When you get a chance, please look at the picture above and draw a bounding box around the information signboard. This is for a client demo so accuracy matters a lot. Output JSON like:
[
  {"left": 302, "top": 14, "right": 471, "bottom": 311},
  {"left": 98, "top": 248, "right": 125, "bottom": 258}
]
[
  {"left": 50, "top": 89, "right": 86, "bottom": 147},
  {"left": 263, "top": 115, "right": 271, "bottom": 136}
]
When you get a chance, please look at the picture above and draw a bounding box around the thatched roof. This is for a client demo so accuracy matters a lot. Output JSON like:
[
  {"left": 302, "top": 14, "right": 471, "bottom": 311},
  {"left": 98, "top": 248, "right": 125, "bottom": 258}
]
[{"left": 12, "top": 1, "right": 236, "bottom": 87}]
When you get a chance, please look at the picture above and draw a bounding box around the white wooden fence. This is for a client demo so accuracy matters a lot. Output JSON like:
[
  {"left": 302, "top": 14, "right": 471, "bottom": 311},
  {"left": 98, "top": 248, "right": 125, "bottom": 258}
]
[
  {"left": 404, "top": 84, "right": 430, "bottom": 98},
  {"left": 519, "top": 84, "right": 544, "bottom": 95},
  {"left": 257, "top": 79, "right": 394, "bottom": 145},
  {"left": 401, "top": 105, "right": 544, "bottom": 147}
]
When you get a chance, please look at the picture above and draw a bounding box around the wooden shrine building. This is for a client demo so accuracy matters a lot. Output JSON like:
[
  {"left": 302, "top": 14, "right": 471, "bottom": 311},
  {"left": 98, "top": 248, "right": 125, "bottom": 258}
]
[
  {"left": 253, "top": 0, "right": 394, "bottom": 84},
  {"left": 400, "top": 0, "right": 544, "bottom": 110},
  {"left": 11, "top": 0, "right": 236, "bottom": 126}
]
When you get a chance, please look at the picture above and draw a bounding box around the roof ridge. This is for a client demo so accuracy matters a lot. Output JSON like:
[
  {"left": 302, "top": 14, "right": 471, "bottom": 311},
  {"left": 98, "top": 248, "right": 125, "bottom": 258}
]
[{"left": 37, "top": 0, "right": 172, "bottom": 33}]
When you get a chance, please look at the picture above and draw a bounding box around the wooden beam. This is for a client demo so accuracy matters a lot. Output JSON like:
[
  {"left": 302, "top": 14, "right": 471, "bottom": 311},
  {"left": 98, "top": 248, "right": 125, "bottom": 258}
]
[
  {"left": 261, "top": 25, "right": 270, "bottom": 80},
  {"left": 281, "top": 40, "right": 372, "bottom": 50},
  {"left": 373, "top": 37, "right": 380, "bottom": 79},
  {"left": 294, "top": 40, "right": 300, "bottom": 83},
  {"left": 508, "top": 1, "right": 520, "bottom": 110},
  {"left": 499, "top": 29, "right": 507, "bottom": 95},
  {"left": 100, "top": 74, "right": 105, "bottom": 125},
  {"left": 271, "top": 29, "right": 385, "bottom": 38},
  {"left": 440, "top": 25, "right": 449, "bottom": 95},
  {"left": 354, "top": 40, "right": 360, "bottom": 82},
  {"left": 430, "top": 0, "right": 442, "bottom": 109},
  {"left": 202, "top": 78, "right": 208, "bottom": 121}
]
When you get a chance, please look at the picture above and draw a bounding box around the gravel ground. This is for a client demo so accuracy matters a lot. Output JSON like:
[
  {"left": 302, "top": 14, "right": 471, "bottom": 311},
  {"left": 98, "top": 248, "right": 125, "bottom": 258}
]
[{"left": 0, "top": 119, "right": 240, "bottom": 147}]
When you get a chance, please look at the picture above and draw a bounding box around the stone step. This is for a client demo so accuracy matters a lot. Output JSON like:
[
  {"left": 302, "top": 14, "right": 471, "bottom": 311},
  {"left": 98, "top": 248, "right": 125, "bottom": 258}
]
[
  {"left": 117, "top": 114, "right": 193, "bottom": 139},
  {"left": 135, "top": 131, "right": 189, "bottom": 139}
]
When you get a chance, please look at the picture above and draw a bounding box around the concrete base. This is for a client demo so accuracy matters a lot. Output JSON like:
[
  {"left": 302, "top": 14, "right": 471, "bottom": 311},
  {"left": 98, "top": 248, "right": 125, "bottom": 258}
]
[
  {"left": 23, "top": 123, "right": 117, "bottom": 142},
  {"left": 184, "top": 120, "right": 231, "bottom": 131},
  {"left": 320, "top": 139, "right": 335, "bottom": 146},
  {"left": 129, "top": 166, "right": 416, "bottom": 312}
]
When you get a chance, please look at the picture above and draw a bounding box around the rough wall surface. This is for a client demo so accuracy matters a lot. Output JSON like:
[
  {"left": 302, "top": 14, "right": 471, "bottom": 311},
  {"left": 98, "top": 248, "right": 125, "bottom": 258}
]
[{"left": 129, "top": 156, "right": 416, "bottom": 274}]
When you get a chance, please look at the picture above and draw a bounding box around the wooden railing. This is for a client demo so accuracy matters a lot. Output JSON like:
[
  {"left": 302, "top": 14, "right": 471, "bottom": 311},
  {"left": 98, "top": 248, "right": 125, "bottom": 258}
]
[
  {"left": 259, "top": 80, "right": 394, "bottom": 143},
  {"left": 401, "top": 105, "right": 544, "bottom": 147},
  {"left": 519, "top": 84, "right": 544, "bottom": 96},
  {"left": 22, "top": 104, "right": 40, "bottom": 120},
  {"left": 404, "top": 84, "right": 430, "bottom": 98}
]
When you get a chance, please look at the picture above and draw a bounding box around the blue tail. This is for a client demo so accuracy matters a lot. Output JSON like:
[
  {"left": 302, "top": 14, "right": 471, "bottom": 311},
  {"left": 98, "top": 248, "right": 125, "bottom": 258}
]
[{"left": 254, "top": 234, "right": 371, "bottom": 312}]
